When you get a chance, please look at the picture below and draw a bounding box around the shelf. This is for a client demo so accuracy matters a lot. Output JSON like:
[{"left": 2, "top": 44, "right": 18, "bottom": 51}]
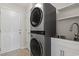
[
  {"left": 57, "top": 15, "right": 79, "bottom": 21},
  {"left": 57, "top": 3, "right": 79, "bottom": 21}
]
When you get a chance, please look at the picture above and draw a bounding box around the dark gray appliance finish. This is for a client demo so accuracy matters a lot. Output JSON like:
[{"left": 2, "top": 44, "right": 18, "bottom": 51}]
[
  {"left": 30, "top": 3, "right": 56, "bottom": 56},
  {"left": 44, "top": 3, "right": 56, "bottom": 56},
  {"left": 44, "top": 3, "right": 56, "bottom": 37},
  {"left": 45, "top": 36, "right": 51, "bottom": 56}
]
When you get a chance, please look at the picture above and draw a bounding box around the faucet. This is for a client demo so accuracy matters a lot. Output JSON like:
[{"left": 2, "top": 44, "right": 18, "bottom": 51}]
[{"left": 70, "top": 23, "right": 79, "bottom": 41}]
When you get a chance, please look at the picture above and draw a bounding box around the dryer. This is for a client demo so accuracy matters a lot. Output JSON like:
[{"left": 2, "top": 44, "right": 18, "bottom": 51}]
[
  {"left": 30, "top": 3, "right": 56, "bottom": 37},
  {"left": 30, "top": 3, "right": 44, "bottom": 31}
]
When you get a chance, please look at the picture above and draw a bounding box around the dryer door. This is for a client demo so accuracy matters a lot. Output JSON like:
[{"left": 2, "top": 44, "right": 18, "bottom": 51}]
[
  {"left": 30, "top": 7, "right": 43, "bottom": 27},
  {"left": 30, "top": 38, "right": 43, "bottom": 56}
]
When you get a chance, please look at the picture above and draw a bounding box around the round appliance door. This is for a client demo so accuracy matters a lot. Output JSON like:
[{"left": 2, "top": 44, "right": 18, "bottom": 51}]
[
  {"left": 30, "top": 38, "right": 43, "bottom": 56},
  {"left": 30, "top": 7, "right": 43, "bottom": 27}
]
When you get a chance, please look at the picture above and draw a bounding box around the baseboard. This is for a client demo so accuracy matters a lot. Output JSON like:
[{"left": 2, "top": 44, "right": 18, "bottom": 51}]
[
  {"left": 0, "top": 48, "right": 30, "bottom": 56},
  {"left": 0, "top": 48, "right": 20, "bottom": 55}
]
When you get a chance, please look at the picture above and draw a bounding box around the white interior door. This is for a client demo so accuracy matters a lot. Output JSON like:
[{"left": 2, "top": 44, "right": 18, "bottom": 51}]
[{"left": 1, "top": 8, "right": 22, "bottom": 53}]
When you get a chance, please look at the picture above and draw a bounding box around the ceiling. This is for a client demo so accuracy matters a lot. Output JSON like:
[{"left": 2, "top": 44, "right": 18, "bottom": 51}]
[
  {"left": 16, "top": 3, "right": 73, "bottom": 10},
  {"left": 5, "top": 3, "right": 73, "bottom": 10},
  {"left": 13, "top": 3, "right": 32, "bottom": 9}
]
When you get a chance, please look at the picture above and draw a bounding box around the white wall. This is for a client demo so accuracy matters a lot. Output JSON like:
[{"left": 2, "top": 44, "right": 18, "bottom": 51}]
[
  {"left": 57, "top": 18, "right": 79, "bottom": 40},
  {"left": 25, "top": 4, "right": 32, "bottom": 51},
  {"left": 57, "top": 4, "right": 79, "bottom": 40}
]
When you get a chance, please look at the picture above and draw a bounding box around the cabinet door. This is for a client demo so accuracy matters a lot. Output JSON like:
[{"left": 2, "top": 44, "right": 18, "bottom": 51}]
[
  {"left": 51, "top": 39, "right": 57, "bottom": 56},
  {"left": 51, "top": 38, "right": 79, "bottom": 56},
  {"left": 63, "top": 47, "right": 79, "bottom": 56},
  {"left": 51, "top": 39, "right": 63, "bottom": 56}
]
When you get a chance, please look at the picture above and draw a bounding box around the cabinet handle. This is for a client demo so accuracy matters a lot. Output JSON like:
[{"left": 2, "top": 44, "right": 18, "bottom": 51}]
[
  {"left": 60, "top": 50, "right": 62, "bottom": 56},
  {"left": 19, "top": 32, "right": 22, "bottom": 34},
  {"left": 60, "top": 50, "right": 64, "bottom": 56},
  {"left": 0, "top": 30, "right": 1, "bottom": 33},
  {"left": 62, "top": 50, "right": 64, "bottom": 56}
]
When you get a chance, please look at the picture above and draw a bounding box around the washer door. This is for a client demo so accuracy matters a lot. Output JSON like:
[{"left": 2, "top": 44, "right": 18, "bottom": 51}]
[
  {"left": 30, "top": 7, "right": 43, "bottom": 27},
  {"left": 30, "top": 38, "right": 43, "bottom": 56}
]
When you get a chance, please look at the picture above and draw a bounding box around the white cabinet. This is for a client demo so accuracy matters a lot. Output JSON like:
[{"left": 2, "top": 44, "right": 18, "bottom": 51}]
[
  {"left": 0, "top": 8, "right": 26, "bottom": 53},
  {"left": 1, "top": 8, "right": 21, "bottom": 53},
  {"left": 51, "top": 38, "right": 79, "bottom": 56},
  {"left": 0, "top": 4, "right": 32, "bottom": 54},
  {"left": 51, "top": 38, "right": 62, "bottom": 56},
  {"left": 63, "top": 47, "right": 79, "bottom": 56},
  {"left": 51, "top": 38, "right": 65, "bottom": 56}
]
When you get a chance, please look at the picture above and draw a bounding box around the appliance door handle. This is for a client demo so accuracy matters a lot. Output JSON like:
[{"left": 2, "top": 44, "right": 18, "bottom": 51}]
[{"left": 62, "top": 50, "right": 64, "bottom": 56}]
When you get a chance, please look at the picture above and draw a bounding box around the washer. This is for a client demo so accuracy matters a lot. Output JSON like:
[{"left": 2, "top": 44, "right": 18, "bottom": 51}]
[{"left": 30, "top": 33, "right": 45, "bottom": 56}]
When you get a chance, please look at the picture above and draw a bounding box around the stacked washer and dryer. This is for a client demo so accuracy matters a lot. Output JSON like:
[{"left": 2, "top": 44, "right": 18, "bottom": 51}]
[{"left": 30, "top": 3, "right": 56, "bottom": 56}]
